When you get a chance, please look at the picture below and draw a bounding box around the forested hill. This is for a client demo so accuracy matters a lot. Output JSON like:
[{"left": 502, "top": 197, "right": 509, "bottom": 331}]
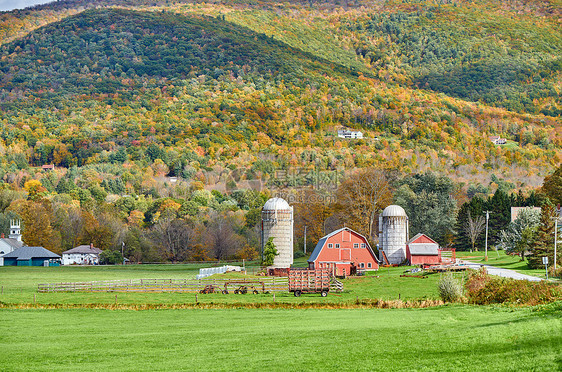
[
  {"left": 0, "top": 0, "right": 560, "bottom": 191},
  {"left": 0, "top": 9, "right": 356, "bottom": 99}
]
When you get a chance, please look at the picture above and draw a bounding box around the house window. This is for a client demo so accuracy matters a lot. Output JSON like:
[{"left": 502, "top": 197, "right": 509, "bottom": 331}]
[
  {"left": 335, "top": 243, "right": 340, "bottom": 249},
  {"left": 353, "top": 243, "right": 359, "bottom": 249},
  {"left": 328, "top": 243, "right": 333, "bottom": 248},
  {"left": 367, "top": 263, "right": 372, "bottom": 268},
  {"left": 361, "top": 243, "right": 366, "bottom": 248},
  {"left": 360, "top": 263, "right": 365, "bottom": 268}
]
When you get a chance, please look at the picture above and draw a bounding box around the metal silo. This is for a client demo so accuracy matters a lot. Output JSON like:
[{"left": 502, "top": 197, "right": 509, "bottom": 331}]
[
  {"left": 378, "top": 205, "right": 409, "bottom": 265},
  {"left": 261, "top": 197, "right": 293, "bottom": 268}
]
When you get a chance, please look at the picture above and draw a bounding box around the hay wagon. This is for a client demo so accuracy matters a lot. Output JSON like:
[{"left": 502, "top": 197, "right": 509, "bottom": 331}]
[{"left": 288, "top": 268, "right": 331, "bottom": 297}]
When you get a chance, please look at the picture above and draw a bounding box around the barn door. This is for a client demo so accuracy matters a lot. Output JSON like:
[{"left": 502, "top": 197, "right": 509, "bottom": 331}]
[{"left": 340, "top": 249, "right": 351, "bottom": 261}]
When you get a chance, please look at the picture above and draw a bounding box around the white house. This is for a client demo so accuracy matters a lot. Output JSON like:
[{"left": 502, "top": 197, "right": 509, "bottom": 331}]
[
  {"left": 337, "top": 128, "right": 363, "bottom": 139},
  {"left": 62, "top": 244, "right": 102, "bottom": 265},
  {"left": 0, "top": 220, "right": 23, "bottom": 266}
]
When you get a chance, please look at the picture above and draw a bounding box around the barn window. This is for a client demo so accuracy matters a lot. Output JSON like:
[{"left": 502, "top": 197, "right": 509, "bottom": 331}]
[
  {"left": 335, "top": 243, "right": 340, "bottom": 249},
  {"left": 360, "top": 263, "right": 365, "bottom": 268},
  {"left": 367, "top": 263, "right": 372, "bottom": 268},
  {"left": 328, "top": 243, "right": 333, "bottom": 248},
  {"left": 361, "top": 243, "right": 366, "bottom": 248},
  {"left": 353, "top": 243, "right": 359, "bottom": 249}
]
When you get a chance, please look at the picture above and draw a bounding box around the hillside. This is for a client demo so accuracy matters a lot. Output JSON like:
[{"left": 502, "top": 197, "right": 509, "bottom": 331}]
[{"left": 0, "top": 4, "right": 559, "bottom": 187}]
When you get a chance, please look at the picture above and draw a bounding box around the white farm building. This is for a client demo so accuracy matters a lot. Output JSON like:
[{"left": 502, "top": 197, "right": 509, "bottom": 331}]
[{"left": 62, "top": 244, "right": 102, "bottom": 265}]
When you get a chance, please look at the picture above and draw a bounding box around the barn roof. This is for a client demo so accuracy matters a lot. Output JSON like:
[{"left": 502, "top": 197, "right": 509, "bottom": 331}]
[
  {"left": 63, "top": 245, "right": 102, "bottom": 255},
  {"left": 407, "top": 233, "right": 439, "bottom": 256},
  {"left": 2, "top": 246, "right": 60, "bottom": 260},
  {"left": 308, "top": 227, "right": 380, "bottom": 263},
  {"left": 407, "top": 233, "right": 439, "bottom": 246}
]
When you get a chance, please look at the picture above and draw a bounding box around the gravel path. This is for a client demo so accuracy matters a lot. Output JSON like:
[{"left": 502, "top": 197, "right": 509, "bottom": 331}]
[{"left": 459, "top": 260, "right": 543, "bottom": 282}]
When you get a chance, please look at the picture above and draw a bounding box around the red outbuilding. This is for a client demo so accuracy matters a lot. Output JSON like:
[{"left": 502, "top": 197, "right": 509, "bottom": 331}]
[
  {"left": 406, "top": 233, "right": 441, "bottom": 266},
  {"left": 308, "top": 227, "right": 379, "bottom": 276}
]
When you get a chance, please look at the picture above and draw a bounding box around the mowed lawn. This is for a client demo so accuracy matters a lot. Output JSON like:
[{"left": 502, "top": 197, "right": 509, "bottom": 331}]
[
  {"left": 456, "top": 251, "right": 554, "bottom": 279},
  {"left": 0, "top": 305, "right": 561, "bottom": 371}
]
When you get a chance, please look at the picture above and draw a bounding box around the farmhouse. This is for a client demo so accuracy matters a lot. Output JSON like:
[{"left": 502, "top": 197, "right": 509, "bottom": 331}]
[
  {"left": 337, "top": 128, "right": 363, "bottom": 139},
  {"left": 308, "top": 227, "right": 379, "bottom": 276},
  {"left": 406, "top": 233, "right": 440, "bottom": 266},
  {"left": 62, "top": 244, "right": 102, "bottom": 265},
  {"left": 2, "top": 246, "right": 60, "bottom": 266}
]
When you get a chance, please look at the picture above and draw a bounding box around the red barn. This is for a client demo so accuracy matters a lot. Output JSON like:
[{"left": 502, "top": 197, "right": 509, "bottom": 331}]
[
  {"left": 406, "top": 233, "right": 441, "bottom": 266},
  {"left": 308, "top": 227, "right": 379, "bottom": 276}
]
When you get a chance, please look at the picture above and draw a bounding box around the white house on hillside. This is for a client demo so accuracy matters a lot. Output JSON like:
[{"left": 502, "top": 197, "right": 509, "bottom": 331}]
[{"left": 337, "top": 128, "right": 363, "bottom": 139}]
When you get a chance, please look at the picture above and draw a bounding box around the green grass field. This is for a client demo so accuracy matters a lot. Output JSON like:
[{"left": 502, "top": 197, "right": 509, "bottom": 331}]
[
  {"left": 0, "top": 305, "right": 561, "bottom": 371},
  {"left": 1, "top": 264, "right": 561, "bottom": 371},
  {"left": 0, "top": 263, "right": 450, "bottom": 305}
]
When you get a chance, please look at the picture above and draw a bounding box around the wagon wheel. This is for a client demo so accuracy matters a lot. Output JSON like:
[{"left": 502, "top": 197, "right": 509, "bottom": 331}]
[
  {"left": 253, "top": 289, "right": 259, "bottom": 294},
  {"left": 294, "top": 290, "right": 302, "bottom": 297},
  {"left": 321, "top": 290, "right": 328, "bottom": 297},
  {"left": 240, "top": 286, "right": 248, "bottom": 294},
  {"left": 234, "top": 289, "right": 239, "bottom": 294},
  {"left": 222, "top": 289, "right": 229, "bottom": 295}
]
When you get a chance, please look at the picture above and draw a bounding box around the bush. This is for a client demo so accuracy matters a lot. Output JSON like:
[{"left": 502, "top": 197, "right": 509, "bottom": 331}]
[
  {"left": 99, "top": 250, "right": 124, "bottom": 265},
  {"left": 293, "top": 251, "right": 305, "bottom": 259},
  {"left": 465, "top": 268, "right": 562, "bottom": 305},
  {"left": 437, "top": 272, "right": 463, "bottom": 302}
]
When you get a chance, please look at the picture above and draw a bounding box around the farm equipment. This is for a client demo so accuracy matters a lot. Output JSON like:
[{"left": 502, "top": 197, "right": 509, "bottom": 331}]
[
  {"left": 288, "top": 268, "right": 338, "bottom": 297},
  {"left": 223, "top": 280, "right": 265, "bottom": 294}
]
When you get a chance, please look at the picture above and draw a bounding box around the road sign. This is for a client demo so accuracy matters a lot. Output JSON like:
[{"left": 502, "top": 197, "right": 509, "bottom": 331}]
[{"left": 542, "top": 256, "right": 549, "bottom": 265}]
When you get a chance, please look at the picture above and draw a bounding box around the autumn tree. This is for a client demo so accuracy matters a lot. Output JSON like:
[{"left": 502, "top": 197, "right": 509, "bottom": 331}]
[
  {"left": 336, "top": 168, "right": 393, "bottom": 241},
  {"left": 8, "top": 199, "right": 61, "bottom": 254},
  {"left": 541, "top": 164, "right": 562, "bottom": 206}
]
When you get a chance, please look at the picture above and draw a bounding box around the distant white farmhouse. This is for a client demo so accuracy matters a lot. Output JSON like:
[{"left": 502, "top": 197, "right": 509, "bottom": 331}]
[
  {"left": 489, "top": 136, "right": 507, "bottom": 145},
  {"left": 62, "top": 244, "right": 102, "bottom": 265},
  {"left": 337, "top": 128, "right": 363, "bottom": 139},
  {"left": 0, "top": 220, "right": 24, "bottom": 266}
]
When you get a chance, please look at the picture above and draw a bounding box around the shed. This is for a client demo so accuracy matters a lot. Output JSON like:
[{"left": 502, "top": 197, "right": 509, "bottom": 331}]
[
  {"left": 308, "top": 227, "right": 379, "bottom": 276},
  {"left": 62, "top": 244, "right": 102, "bottom": 265},
  {"left": 406, "top": 233, "right": 440, "bottom": 266},
  {"left": 2, "top": 246, "right": 61, "bottom": 266}
]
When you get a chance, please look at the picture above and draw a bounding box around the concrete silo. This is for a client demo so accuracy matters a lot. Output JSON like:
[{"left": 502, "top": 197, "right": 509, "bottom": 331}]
[
  {"left": 261, "top": 197, "right": 293, "bottom": 268},
  {"left": 378, "top": 205, "right": 409, "bottom": 265}
]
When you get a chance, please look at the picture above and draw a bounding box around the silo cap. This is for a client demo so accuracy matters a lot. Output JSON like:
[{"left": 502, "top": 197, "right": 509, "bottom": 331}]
[
  {"left": 263, "top": 197, "right": 291, "bottom": 211},
  {"left": 382, "top": 205, "right": 407, "bottom": 217}
]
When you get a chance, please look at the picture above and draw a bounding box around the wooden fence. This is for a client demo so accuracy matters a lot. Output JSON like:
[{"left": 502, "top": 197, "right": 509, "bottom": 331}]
[{"left": 38, "top": 277, "right": 289, "bottom": 294}]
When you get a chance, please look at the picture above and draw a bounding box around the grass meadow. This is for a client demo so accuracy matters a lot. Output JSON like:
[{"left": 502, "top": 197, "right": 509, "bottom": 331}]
[
  {"left": 456, "top": 251, "right": 553, "bottom": 279},
  {"left": 1, "top": 305, "right": 561, "bottom": 371},
  {"left": 1, "top": 260, "right": 561, "bottom": 371}
]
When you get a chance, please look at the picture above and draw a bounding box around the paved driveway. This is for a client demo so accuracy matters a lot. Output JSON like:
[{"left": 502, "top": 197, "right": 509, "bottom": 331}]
[{"left": 459, "top": 260, "right": 543, "bottom": 282}]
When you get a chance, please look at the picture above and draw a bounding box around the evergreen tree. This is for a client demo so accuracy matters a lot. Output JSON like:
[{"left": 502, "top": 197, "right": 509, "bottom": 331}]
[{"left": 527, "top": 202, "right": 558, "bottom": 269}]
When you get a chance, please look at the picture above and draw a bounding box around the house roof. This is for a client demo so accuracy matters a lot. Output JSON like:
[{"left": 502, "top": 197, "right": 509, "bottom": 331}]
[
  {"left": 0, "top": 238, "right": 24, "bottom": 251},
  {"left": 308, "top": 227, "right": 380, "bottom": 263},
  {"left": 62, "top": 245, "right": 102, "bottom": 255},
  {"left": 2, "top": 246, "right": 60, "bottom": 260}
]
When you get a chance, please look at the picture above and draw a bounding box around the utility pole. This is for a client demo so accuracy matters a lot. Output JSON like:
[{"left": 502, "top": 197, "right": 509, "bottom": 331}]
[
  {"left": 554, "top": 217, "right": 558, "bottom": 271},
  {"left": 304, "top": 225, "right": 307, "bottom": 255},
  {"left": 484, "top": 211, "right": 490, "bottom": 262}
]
